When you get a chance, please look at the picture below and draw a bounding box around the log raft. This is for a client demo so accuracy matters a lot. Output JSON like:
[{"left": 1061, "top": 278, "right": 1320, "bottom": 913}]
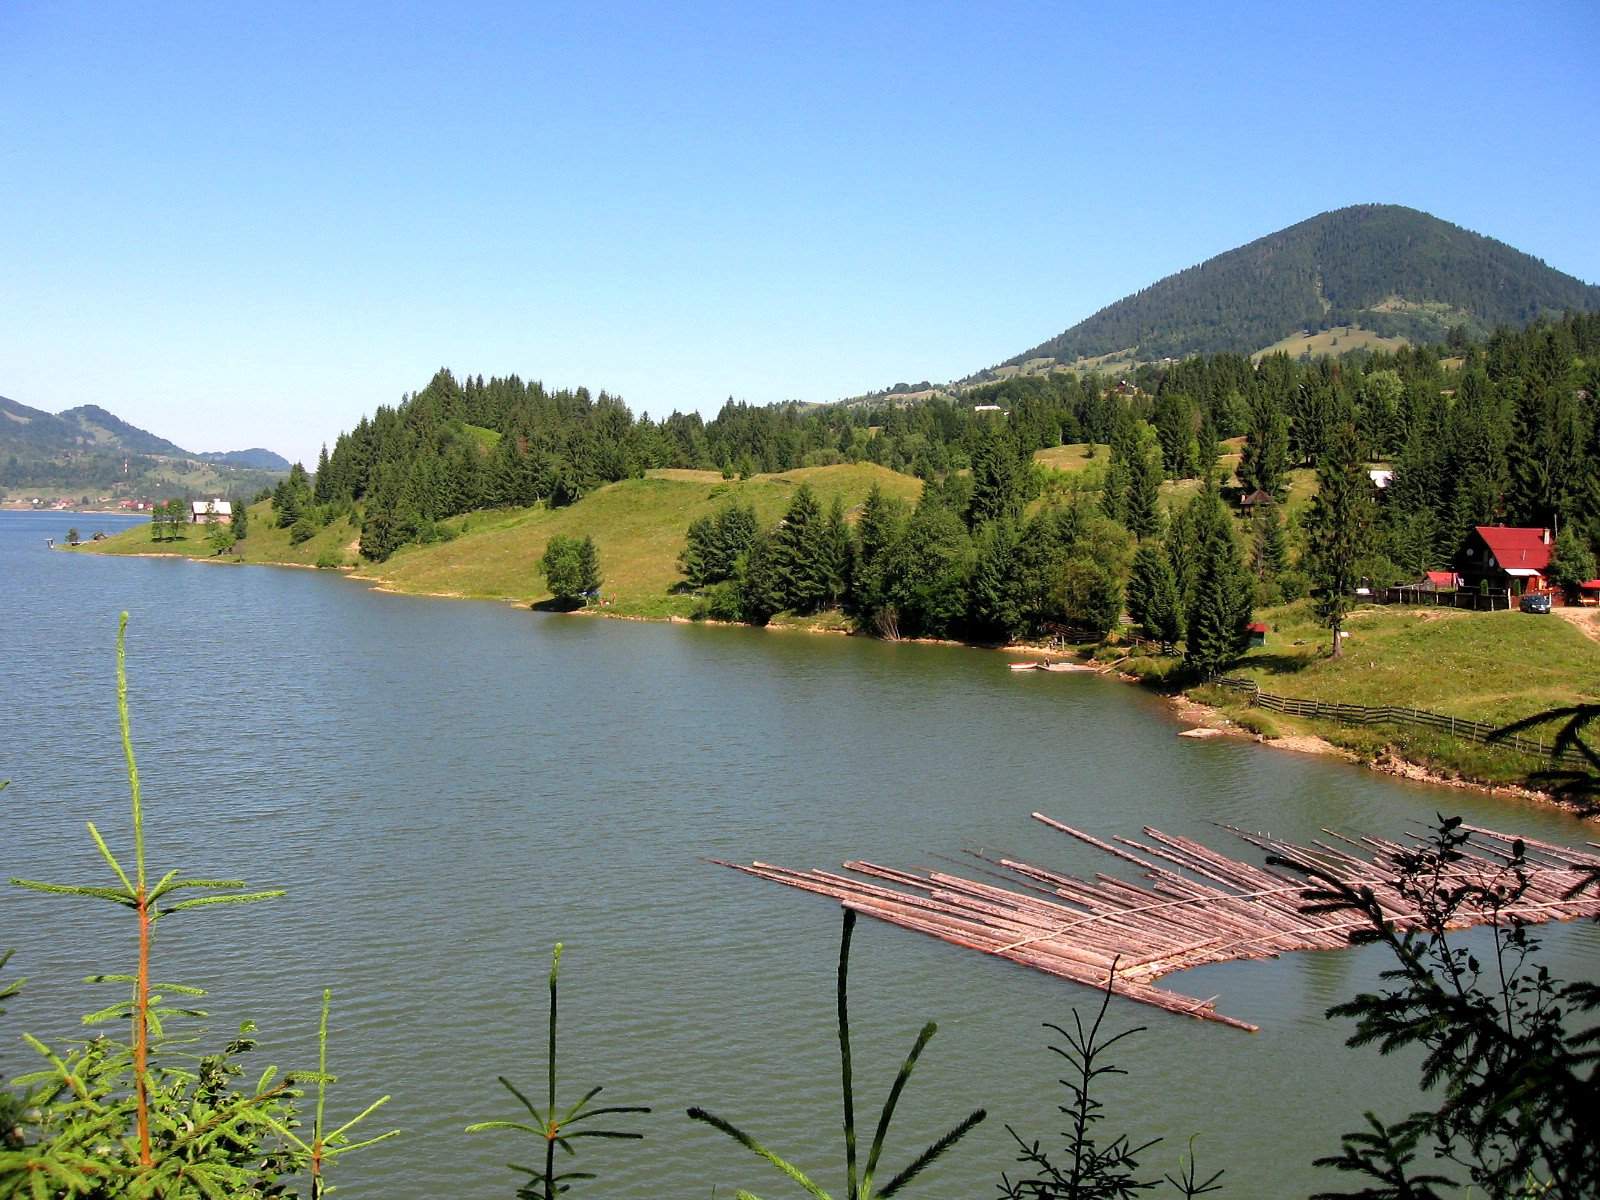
[{"left": 716, "top": 812, "right": 1600, "bottom": 1032}]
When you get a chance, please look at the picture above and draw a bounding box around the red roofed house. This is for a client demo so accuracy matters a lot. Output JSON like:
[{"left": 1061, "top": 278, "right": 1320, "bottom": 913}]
[
  {"left": 1456, "top": 526, "right": 1551, "bottom": 595},
  {"left": 1419, "top": 570, "right": 1461, "bottom": 591}
]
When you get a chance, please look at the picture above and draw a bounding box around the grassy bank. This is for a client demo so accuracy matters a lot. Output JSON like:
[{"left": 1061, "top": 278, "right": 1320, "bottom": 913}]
[
  {"left": 362, "top": 463, "right": 919, "bottom": 616},
  {"left": 72, "top": 464, "right": 921, "bottom": 618},
  {"left": 1193, "top": 600, "right": 1600, "bottom": 791},
  {"left": 69, "top": 503, "right": 361, "bottom": 568}
]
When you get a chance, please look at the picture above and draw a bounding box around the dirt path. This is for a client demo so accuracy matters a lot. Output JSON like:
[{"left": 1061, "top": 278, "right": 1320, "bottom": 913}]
[{"left": 1555, "top": 606, "right": 1600, "bottom": 643}]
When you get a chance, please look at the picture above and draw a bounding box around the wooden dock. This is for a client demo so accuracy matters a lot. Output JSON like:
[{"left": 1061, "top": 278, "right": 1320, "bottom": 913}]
[{"left": 717, "top": 813, "right": 1600, "bottom": 1032}]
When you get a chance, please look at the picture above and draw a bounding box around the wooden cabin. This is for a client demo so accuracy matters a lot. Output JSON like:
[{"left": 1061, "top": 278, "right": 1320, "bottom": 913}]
[{"left": 1456, "top": 526, "right": 1551, "bottom": 595}]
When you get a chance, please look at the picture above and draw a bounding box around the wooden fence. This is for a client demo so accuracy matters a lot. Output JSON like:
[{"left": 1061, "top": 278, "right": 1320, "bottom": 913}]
[
  {"left": 1211, "top": 675, "right": 1590, "bottom": 767},
  {"left": 1375, "top": 586, "right": 1514, "bottom": 611}
]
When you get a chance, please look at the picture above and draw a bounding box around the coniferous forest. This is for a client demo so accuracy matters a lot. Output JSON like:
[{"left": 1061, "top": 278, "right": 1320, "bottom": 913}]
[{"left": 307, "top": 313, "right": 1600, "bottom": 669}]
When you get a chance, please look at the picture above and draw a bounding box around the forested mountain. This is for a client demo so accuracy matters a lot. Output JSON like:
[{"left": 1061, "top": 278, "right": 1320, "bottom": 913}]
[
  {"left": 0, "top": 393, "right": 287, "bottom": 496},
  {"left": 197, "top": 448, "right": 292, "bottom": 470},
  {"left": 1001, "top": 205, "right": 1600, "bottom": 367}
]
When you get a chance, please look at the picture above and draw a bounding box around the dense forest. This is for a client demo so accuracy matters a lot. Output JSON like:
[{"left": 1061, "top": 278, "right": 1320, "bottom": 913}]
[{"left": 1003, "top": 205, "right": 1600, "bottom": 365}]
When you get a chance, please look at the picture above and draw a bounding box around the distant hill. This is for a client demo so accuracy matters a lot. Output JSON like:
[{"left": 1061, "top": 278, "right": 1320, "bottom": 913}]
[
  {"left": 0, "top": 393, "right": 289, "bottom": 497},
  {"left": 56, "top": 404, "right": 189, "bottom": 456},
  {"left": 999, "top": 204, "right": 1600, "bottom": 369},
  {"left": 198, "top": 447, "right": 292, "bottom": 471}
]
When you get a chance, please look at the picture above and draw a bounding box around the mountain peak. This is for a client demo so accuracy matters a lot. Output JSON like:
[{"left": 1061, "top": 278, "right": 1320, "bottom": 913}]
[{"left": 1000, "top": 205, "right": 1600, "bottom": 369}]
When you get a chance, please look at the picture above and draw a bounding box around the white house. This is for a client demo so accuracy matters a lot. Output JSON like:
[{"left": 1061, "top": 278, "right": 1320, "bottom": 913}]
[{"left": 191, "top": 498, "right": 233, "bottom": 524}]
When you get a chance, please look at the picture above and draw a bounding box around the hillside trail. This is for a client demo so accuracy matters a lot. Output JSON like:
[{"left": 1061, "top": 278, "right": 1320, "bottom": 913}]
[{"left": 1554, "top": 605, "right": 1600, "bottom": 643}]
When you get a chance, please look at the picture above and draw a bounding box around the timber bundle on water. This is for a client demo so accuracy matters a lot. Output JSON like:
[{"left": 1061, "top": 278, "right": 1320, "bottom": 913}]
[{"left": 717, "top": 813, "right": 1600, "bottom": 1032}]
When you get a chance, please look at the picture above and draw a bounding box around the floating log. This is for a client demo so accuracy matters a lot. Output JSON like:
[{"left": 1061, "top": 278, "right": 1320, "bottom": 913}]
[{"left": 716, "top": 813, "right": 1600, "bottom": 1032}]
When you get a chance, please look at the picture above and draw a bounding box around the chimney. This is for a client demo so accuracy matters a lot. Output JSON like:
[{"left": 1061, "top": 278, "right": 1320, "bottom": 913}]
[{"left": 1543, "top": 528, "right": 1552, "bottom": 544}]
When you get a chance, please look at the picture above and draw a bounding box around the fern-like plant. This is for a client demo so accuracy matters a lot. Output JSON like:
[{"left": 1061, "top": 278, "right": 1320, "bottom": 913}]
[
  {"left": 0, "top": 614, "right": 396, "bottom": 1198},
  {"left": 466, "top": 943, "right": 650, "bottom": 1198},
  {"left": 688, "top": 909, "right": 987, "bottom": 1200}
]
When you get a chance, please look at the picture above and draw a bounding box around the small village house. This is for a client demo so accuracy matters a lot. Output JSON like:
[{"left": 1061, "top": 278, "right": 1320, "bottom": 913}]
[
  {"left": 191, "top": 498, "right": 232, "bottom": 524},
  {"left": 1455, "top": 525, "right": 1551, "bottom": 595},
  {"left": 1417, "top": 570, "right": 1461, "bottom": 592},
  {"left": 1246, "top": 621, "right": 1269, "bottom": 647},
  {"left": 1238, "top": 488, "right": 1274, "bottom": 513}
]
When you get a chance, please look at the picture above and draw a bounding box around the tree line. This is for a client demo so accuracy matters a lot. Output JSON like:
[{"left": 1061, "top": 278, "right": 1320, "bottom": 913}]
[{"left": 299, "top": 312, "right": 1600, "bottom": 671}]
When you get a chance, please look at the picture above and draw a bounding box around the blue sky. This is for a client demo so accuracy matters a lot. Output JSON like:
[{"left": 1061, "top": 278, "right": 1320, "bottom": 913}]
[{"left": 3, "top": 1, "right": 1598, "bottom": 466}]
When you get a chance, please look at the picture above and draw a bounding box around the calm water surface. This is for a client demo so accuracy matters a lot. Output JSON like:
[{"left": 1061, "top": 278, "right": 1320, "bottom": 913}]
[{"left": 2, "top": 509, "right": 1596, "bottom": 1199}]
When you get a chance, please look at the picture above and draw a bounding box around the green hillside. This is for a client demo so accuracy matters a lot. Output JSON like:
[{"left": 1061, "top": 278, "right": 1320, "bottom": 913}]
[
  {"left": 1003, "top": 204, "right": 1600, "bottom": 367},
  {"left": 75, "top": 463, "right": 924, "bottom": 619}
]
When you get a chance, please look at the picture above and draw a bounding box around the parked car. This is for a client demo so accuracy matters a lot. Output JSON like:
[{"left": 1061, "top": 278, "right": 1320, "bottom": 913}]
[{"left": 1520, "top": 592, "right": 1552, "bottom": 614}]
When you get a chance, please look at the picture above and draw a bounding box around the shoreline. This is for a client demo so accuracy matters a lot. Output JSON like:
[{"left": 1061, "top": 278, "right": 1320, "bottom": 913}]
[
  {"left": 69, "top": 540, "right": 1585, "bottom": 815},
  {"left": 1165, "top": 689, "right": 1578, "bottom": 815}
]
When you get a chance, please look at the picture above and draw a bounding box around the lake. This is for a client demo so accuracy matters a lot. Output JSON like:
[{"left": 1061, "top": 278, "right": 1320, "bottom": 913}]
[{"left": 3, "top": 508, "right": 1596, "bottom": 1199}]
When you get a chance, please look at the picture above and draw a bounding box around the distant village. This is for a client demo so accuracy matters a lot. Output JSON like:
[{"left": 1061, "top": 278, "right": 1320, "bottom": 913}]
[{"left": 5, "top": 495, "right": 160, "bottom": 513}]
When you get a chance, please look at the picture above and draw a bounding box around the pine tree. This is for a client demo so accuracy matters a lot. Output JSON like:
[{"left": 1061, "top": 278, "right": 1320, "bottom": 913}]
[
  {"left": 968, "top": 518, "right": 1022, "bottom": 642},
  {"left": 738, "top": 532, "right": 784, "bottom": 625},
  {"left": 314, "top": 444, "right": 332, "bottom": 503},
  {"left": 1195, "top": 413, "right": 1221, "bottom": 483},
  {"left": 967, "top": 426, "right": 1023, "bottom": 527},
  {"left": 769, "top": 483, "right": 825, "bottom": 613},
  {"left": 1251, "top": 499, "right": 1286, "bottom": 580},
  {"left": 1128, "top": 542, "right": 1182, "bottom": 644},
  {"left": 1122, "top": 429, "right": 1163, "bottom": 540},
  {"left": 849, "top": 484, "right": 906, "bottom": 621},
  {"left": 1305, "top": 425, "right": 1376, "bottom": 658},
  {"left": 820, "top": 497, "right": 851, "bottom": 609},
  {"left": 577, "top": 535, "right": 601, "bottom": 596},
  {"left": 883, "top": 502, "right": 972, "bottom": 639},
  {"left": 1239, "top": 395, "right": 1289, "bottom": 498},
  {"left": 1152, "top": 390, "right": 1196, "bottom": 480},
  {"left": 1183, "top": 485, "right": 1251, "bottom": 677}
]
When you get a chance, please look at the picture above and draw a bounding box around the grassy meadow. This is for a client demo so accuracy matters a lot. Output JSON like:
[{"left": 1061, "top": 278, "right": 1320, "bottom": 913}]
[
  {"left": 1252, "top": 324, "right": 1409, "bottom": 360},
  {"left": 1192, "top": 600, "right": 1600, "bottom": 788},
  {"left": 72, "top": 464, "right": 922, "bottom": 618},
  {"left": 376, "top": 463, "right": 921, "bottom": 615}
]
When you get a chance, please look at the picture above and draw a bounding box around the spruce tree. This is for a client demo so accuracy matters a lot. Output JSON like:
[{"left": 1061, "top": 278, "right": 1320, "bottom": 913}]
[
  {"left": 679, "top": 515, "right": 717, "bottom": 588},
  {"left": 314, "top": 443, "right": 332, "bottom": 503},
  {"left": 769, "top": 483, "right": 825, "bottom": 613},
  {"left": 882, "top": 502, "right": 972, "bottom": 639},
  {"left": 968, "top": 518, "right": 1022, "bottom": 642},
  {"left": 1183, "top": 484, "right": 1251, "bottom": 677},
  {"left": 1128, "top": 543, "right": 1181, "bottom": 645},
  {"left": 1122, "top": 429, "right": 1163, "bottom": 540},
  {"left": 1251, "top": 499, "right": 1286, "bottom": 581},
  {"left": 577, "top": 535, "right": 601, "bottom": 596},
  {"left": 1239, "top": 395, "right": 1289, "bottom": 498},
  {"left": 1305, "top": 425, "right": 1376, "bottom": 658},
  {"left": 849, "top": 484, "right": 905, "bottom": 621},
  {"left": 967, "top": 426, "right": 1023, "bottom": 528},
  {"left": 738, "top": 532, "right": 783, "bottom": 625},
  {"left": 820, "top": 496, "right": 851, "bottom": 609},
  {"left": 1152, "top": 390, "right": 1196, "bottom": 480}
]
